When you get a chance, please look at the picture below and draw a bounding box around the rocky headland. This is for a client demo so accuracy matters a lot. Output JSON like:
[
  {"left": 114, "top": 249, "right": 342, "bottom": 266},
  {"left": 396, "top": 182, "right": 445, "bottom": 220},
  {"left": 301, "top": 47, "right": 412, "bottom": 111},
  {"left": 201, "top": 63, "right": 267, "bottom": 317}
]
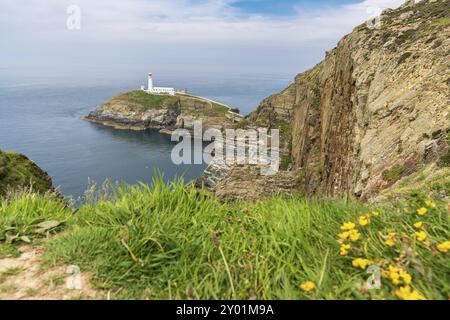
[{"left": 85, "top": 90, "right": 243, "bottom": 135}]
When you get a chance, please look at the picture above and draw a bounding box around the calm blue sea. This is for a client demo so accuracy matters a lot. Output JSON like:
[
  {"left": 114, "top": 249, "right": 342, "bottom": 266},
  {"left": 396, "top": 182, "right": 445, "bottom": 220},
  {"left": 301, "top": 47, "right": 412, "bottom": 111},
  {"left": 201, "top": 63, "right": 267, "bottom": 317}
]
[{"left": 0, "top": 67, "right": 293, "bottom": 199}]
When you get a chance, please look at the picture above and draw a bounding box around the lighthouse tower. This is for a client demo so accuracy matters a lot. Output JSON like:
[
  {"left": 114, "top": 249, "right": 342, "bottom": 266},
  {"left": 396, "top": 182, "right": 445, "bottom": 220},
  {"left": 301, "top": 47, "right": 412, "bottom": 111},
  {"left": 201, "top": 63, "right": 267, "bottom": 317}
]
[{"left": 148, "top": 73, "right": 154, "bottom": 90}]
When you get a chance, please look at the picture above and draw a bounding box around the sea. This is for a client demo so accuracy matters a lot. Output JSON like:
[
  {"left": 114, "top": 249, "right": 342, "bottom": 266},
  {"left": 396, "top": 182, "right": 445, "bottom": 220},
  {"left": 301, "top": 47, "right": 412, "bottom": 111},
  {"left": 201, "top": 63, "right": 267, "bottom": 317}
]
[{"left": 0, "top": 67, "right": 294, "bottom": 199}]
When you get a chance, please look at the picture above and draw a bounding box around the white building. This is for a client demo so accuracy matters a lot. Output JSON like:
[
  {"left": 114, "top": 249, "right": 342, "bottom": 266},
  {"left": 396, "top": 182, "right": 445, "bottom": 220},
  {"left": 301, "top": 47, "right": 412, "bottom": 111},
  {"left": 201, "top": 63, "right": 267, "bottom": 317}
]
[{"left": 142, "top": 73, "right": 176, "bottom": 96}]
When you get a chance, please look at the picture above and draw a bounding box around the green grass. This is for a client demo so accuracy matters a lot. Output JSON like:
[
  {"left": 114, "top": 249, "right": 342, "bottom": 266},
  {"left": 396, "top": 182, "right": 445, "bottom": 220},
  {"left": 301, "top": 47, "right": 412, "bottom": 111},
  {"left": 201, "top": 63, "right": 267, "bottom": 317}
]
[
  {"left": 105, "top": 91, "right": 233, "bottom": 119},
  {"left": 0, "top": 174, "right": 448, "bottom": 300},
  {"left": 0, "top": 192, "right": 69, "bottom": 244},
  {"left": 107, "top": 91, "right": 179, "bottom": 112},
  {"left": 430, "top": 16, "right": 450, "bottom": 28},
  {"left": 382, "top": 164, "right": 407, "bottom": 182},
  {"left": 0, "top": 267, "right": 24, "bottom": 284},
  {"left": 379, "top": 164, "right": 450, "bottom": 202},
  {"left": 0, "top": 151, "right": 53, "bottom": 196}
]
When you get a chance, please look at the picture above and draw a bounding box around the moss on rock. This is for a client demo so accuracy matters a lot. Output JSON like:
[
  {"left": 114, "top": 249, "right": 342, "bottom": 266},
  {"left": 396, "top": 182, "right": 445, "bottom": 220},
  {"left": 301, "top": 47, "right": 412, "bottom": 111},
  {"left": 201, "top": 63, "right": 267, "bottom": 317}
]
[{"left": 382, "top": 164, "right": 407, "bottom": 182}]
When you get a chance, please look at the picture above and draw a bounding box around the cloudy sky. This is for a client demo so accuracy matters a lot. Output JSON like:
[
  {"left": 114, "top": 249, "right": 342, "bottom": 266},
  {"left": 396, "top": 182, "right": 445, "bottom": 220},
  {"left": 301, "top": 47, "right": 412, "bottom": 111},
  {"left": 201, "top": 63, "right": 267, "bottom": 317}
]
[{"left": 0, "top": 0, "right": 405, "bottom": 77}]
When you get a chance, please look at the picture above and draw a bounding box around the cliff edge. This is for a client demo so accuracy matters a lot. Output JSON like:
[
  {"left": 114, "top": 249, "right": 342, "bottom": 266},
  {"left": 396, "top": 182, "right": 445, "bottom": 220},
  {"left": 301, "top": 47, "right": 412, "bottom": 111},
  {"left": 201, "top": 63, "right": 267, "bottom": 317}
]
[
  {"left": 201, "top": 0, "right": 450, "bottom": 200},
  {"left": 0, "top": 150, "right": 54, "bottom": 197}
]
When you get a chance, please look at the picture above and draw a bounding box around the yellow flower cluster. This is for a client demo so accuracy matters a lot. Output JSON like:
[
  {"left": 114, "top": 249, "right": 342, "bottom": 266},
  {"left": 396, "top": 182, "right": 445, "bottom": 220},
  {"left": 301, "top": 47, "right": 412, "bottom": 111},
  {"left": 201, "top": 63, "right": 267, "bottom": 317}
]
[
  {"left": 358, "top": 214, "right": 371, "bottom": 227},
  {"left": 437, "top": 241, "right": 450, "bottom": 253},
  {"left": 416, "top": 200, "right": 436, "bottom": 217},
  {"left": 338, "top": 229, "right": 361, "bottom": 242},
  {"left": 300, "top": 281, "right": 316, "bottom": 292},
  {"left": 424, "top": 200, "right": 436, "bottom": 209},
  {"left": 413, "top": 200, "right": 440, "bottom": 245},
  {"left": 335, "top": 201, "right": 444, "bottom": 300},
  {"left": 384, "top": 231, "right": 397, "bottom": 247},
  {"left": 352, "top": 258, "right": 372, "bottom": 270},
  {"left": 415, "top": 231, "right": 427, "bottom": 242},
  {"left": 416, "top": 207, "right": 427, "bottom": 216},
  {"left": 340, "top": 243, "right": 351, "bottom": 256},
  {"left": 382, "top": 265, "right": 412, "bottom": 285},
  {"left": 341, "top": 222, "right": 356, "bottom": 231},
  {"left": 338, "top": 212, "right": 380, "bottom": 258},
  {"left": 413, "top": 221, "right": 423, "bottom": 229},
  {"left": 395, "top": 286, "right": 426, "bottom": 300}
]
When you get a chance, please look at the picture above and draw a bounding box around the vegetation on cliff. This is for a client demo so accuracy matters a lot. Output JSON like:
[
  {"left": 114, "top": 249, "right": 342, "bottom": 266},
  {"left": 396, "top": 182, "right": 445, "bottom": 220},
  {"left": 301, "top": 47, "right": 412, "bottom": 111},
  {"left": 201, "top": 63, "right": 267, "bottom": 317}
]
[
  {"left": 86, "top": 90, "right": 242, "bottom": 132},
  {"left": 0, "top": 177, "right": 448, "bottom": 300},
  {"left": 104, "top": 90, "right": 180, "bottom": 112},
  {"left": 0, "top": 150, "right": 53, "bottom": 197}
]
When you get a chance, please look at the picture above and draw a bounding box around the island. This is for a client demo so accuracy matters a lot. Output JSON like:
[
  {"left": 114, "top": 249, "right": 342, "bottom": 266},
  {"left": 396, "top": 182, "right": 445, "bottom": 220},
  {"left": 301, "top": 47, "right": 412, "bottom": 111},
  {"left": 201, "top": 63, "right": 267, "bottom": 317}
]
[{"left": 85, "top": 90, "right": 243, "bottom": 135}]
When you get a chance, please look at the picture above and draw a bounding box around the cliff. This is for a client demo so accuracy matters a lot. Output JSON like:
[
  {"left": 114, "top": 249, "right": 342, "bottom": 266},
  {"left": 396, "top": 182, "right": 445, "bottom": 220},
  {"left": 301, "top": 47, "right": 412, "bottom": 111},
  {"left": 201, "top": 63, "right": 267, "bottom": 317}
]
[
  {"left": 201, "top": 0, "right": 450, "bottom": 200},
  {"left": 86, "top": 90, "right": 243, "bottom": 134},
  {"left": 0, "top": 150, "right": 54, "bottom": 197}
]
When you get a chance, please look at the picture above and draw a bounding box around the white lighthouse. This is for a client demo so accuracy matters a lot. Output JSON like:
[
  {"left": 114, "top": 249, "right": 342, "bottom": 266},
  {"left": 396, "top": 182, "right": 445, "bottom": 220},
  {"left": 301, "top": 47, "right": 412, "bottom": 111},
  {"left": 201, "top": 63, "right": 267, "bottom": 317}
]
[
  {"left": 148, "top": 73, "right": 154, "bottom": 91},
  {"left": 142, "top": 72, "right": 176, "bottom": 96}
]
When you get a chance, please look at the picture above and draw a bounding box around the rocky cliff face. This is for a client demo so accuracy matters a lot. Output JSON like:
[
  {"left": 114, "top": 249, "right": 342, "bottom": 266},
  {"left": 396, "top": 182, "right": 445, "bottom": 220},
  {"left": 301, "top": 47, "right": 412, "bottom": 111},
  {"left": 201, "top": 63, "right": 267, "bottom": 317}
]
[
  {"left": 201, "top": 0, "right": 450, "bottom": 200},
  {"left": 86, "top": 90, "right": 242, "bottom": 135}
]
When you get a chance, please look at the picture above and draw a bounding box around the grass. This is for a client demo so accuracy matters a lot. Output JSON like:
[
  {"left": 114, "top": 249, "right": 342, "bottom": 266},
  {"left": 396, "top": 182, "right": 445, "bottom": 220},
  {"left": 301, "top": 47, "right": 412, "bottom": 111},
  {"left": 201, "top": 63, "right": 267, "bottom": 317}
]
[
  {"left": 0, "top": 192, "right": 69, "bottom": 244},
  {"left": 103, "top": 90, "right": 234, "bottom": 119},
  {"left": 430, "top": 17, "right": 450, "bottom": 28},
  {"left": 0, "top": 151, "right": 53, "bottom": 196},
  {"left": 1, "top": 175, "right": 447, "bottom": 300},
  {"left": 106, "top": 90, "right": 179, "bottom": 112},
  {"left": 0, "top": 267, "right": 24, "bottom": 284},
  {"left": 0, "top": 173, "right": 448, "bottom": 299},
  {"left": 178, "top": 95, "right": 231, "bottom": 118},
  {"left": 379, "top": 164, "right": 450, "bottom": 202},
  {"left": 0, "top": 243, "right": 21, "bottom": 259},
  {"left": 382, "top": 164, "right": 407, "bottom": 182}
]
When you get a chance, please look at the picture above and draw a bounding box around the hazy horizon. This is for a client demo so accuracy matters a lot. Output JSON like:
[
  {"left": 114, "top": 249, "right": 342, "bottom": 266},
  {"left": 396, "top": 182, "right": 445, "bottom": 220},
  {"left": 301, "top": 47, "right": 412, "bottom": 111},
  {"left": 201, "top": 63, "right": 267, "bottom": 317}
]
[{"left": 1, "top": 0, "right": 405, "bottom": 82}]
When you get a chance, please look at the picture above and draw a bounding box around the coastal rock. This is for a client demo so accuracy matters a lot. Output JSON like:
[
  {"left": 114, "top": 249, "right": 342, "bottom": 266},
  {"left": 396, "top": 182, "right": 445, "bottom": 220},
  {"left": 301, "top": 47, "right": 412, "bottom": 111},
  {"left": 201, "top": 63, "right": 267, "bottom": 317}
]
[
  {"left": 201, "top": 0, "right": 450, "bottom": 200},
  {"left": 86, "top": 90, "right": 243, "bottom": 134}
]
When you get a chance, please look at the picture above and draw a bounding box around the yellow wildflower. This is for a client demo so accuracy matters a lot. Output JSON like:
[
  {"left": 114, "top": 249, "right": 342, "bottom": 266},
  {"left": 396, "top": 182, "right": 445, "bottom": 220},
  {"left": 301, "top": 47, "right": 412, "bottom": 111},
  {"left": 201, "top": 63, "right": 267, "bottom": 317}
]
[
  {"left": 395, "top": 286, "right": 426, "bottom": 300},
  {"left": 384, "top": 232, "right": 397, "bottom": 247},
  {"left": 372, "top": 211, "right": 380, "bottom": 217},
  {"left": 399, "top": 270, "right": 412, "bottom": 285},
  {"left": 415, "top": 231, "right": 427, "bottom": 242},
  {"left": 338, "top": 231, "right": 350, "bottom": 240},
  {"left": 358, "top": 215, "right": 370, "bottom": 227},
  {"left": 384, "top": 239, "right": 395, "bottom": 246},
  {"left": 341, "top": 222, "right": 356, "bottom": 231},
  {"left": 352, "top": 258, "right": 372, "bottom": 270},
  {"left": 340, "top": 243, "right": 351, "bottom": 256},
  {"left": 383, "top": 265, "right": 412, "bottom": 286},
  {"left": 424, "top": 200, "right": 436, "bottom": 209},
  {"left": 390, "top": 272, "right": 401, "bottom": 285},
  {"left": 417, "top": 207, "right": 427, "bottom": 216},
  {"left": 348, "top": 229, "right": 361, "bottom": 242},
  {"left": 437, "top": 241, "right": 450, "bottom": 253},
  {"left": 413, "top": 222, "right": 423, "bottom": 229},
  {"left": 300, "top": 281, "right": 316, "bottom": 292}
]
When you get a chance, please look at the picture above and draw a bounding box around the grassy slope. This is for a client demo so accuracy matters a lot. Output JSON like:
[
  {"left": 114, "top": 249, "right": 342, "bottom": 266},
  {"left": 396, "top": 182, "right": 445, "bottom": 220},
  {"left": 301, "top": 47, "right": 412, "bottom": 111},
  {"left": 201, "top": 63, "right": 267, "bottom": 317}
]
[
  {"left": 104, "top": 91, "right": 179, "bottom": 112},
  {"left": 0, "top": 176, "right": 448, "bottom": 300},
  {"left": 0, "top": 151, "right": 53, "bottom": 196},
  {"left": 104, "top": 91, "right": 233, "bottom": 118}
]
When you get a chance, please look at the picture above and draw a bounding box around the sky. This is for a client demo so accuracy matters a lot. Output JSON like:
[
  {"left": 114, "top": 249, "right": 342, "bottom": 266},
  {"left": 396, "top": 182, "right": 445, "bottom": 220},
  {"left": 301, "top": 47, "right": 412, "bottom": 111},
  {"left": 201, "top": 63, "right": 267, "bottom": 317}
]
[{"left": 0, "top": 0, "right": 406, "bottom": 79}]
